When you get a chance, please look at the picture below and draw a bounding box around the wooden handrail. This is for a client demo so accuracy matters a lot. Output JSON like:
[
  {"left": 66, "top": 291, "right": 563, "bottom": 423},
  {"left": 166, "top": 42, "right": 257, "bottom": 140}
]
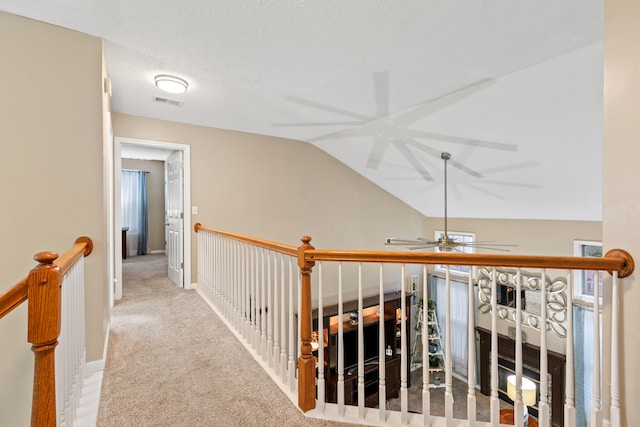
[
  {"left": 194, "top": 223, "right": 298, "bottom": 256},
  {"left": 0, "top": 278, "right": 28, "bottom": 319},
  {"left": 0, "top": 238, "right": 92, "bottom": 320},
  {"left": 55, "top": 236, "right": 94, "bottom": 277},
  {"left": 304, "top": 248, "right": 634, "bottom": 277}
]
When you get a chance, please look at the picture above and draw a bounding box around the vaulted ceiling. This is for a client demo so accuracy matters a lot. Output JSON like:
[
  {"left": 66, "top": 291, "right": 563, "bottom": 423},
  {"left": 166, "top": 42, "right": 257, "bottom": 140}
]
[{"left": 0, "top": 1, "right": 604, "bottom": 221}]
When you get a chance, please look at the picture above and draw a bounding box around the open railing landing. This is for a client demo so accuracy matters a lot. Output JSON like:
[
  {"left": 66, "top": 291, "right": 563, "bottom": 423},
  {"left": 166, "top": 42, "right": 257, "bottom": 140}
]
[
  {"left": 194, "top": 223, "right": 634, "bottom": 427},
  {"left": 0, "top": 237, "right": 93, "bottom": 427}
]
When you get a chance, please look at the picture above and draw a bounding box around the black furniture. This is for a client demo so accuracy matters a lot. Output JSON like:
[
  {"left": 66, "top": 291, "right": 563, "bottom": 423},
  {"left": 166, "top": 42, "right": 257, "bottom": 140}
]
[{"left": 312, "top": 291, "right": 412, "bottom": 407}]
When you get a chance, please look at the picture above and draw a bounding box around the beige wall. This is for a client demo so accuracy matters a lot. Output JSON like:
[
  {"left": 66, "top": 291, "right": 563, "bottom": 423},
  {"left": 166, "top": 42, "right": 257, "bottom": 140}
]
[
  {"left": 121, "top": 159, "right": 166, "bottom": 253},
  {"left": 604, "top": 1, "right": 640, "bottom": 424},
  {"left": 0, "top": 12, "right": 106, "bottom": 427},
  {"left": 112, "top": 113, "right": 432, "bottom": 292},
  {"left": 427, "top": 217, "right": 601, "bottom": 257}
]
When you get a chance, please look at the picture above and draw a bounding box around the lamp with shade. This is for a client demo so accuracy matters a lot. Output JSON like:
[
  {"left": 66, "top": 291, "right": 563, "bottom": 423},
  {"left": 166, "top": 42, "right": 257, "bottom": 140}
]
[{"left": 507, "top": 374, "right": 537, "bottom": 426}]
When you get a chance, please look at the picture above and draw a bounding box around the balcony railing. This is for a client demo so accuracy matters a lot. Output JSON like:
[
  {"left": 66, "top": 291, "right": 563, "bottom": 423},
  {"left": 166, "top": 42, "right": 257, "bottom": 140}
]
[{"left": 194, "top": 223, "right": 633, "bottom": 427}]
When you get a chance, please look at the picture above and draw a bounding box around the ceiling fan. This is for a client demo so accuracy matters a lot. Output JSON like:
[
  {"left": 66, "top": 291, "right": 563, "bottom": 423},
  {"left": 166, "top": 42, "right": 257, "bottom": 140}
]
[
  {"left": 385, "top": 152, "right": 517, "bottom": 252},
  {"left": 274, "top": 71, "right": 518, "bottom": 183}
]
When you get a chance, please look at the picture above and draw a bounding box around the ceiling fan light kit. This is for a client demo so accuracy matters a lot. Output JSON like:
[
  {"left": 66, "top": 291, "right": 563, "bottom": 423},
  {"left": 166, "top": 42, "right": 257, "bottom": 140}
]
[{"left": 154, "top": 74, "right": 189, "bottom": 94}]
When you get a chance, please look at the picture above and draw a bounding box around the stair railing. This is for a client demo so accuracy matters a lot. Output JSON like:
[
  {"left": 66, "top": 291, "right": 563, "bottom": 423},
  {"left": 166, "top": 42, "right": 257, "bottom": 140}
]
[{"left": 0, "top": 236, "right": 93, "bottom": 427}]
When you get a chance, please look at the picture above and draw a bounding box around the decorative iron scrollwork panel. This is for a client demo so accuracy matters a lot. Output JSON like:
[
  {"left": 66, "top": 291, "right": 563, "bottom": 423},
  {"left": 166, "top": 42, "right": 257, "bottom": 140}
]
[{"left": 476, "top": 267, "right": 567, "bottom": 337}]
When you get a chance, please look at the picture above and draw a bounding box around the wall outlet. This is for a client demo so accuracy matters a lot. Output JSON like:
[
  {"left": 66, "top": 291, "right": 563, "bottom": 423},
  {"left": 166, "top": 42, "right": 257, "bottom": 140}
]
[{"left": 191, "top": 206, "right": 198, "bottom": 214}]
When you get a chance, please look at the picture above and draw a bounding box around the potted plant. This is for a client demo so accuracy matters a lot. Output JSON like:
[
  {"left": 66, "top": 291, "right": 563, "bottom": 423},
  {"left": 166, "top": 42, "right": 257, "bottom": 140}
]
[
  {"left": 433, "top": 374, "right": 441, "bottom": 386},
  {"left": 429, "top": 355, "right": 441, "bottom": 369}
]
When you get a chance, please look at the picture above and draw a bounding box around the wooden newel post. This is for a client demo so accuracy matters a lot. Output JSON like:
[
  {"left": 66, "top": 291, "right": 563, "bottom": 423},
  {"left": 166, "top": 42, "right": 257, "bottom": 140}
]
[
  {"left": 27, "top": 251, "right": 61, "bottom": 427},
  {"left": 297, "top": 236, "right": 316, "bottom": 412}
]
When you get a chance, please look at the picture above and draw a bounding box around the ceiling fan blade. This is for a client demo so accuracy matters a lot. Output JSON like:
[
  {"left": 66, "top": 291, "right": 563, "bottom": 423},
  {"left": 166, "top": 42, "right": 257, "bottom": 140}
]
[
  {"left": 409, "top": 245, "right": 437, "bottom": 250},
  {"left": 393, "top": 78, "right": 495, "bottom": 127},
  {"left": 448, "top": 159, "right": 485, "bottom": 179},
  {"left": 392, "top": 140, "right": 434, "bottom": 182},
  {"left": 308, "top": 126, "right": 366, "bottom": 142},
  {"left": 385, "top": 238, "right": 429, "bottom": 245},
  {"left": 478, "top": 180, "right": 538, "bottom": 189},
  {"left": 408, "top": 129, "right": 517, "bottom": 152},
  {"left": 465, "top": 242, "right": 518, "bottom": 247},
  {"left": 272, "top": 120, "right": 363, "bottom": 127},
  {"left": 285, "top": 96, "right": 371, "bottom": 120},
  {"left": 480, "top": 161, "right": 538, "bottom": 174},
  {"left": 367, "top": 135, "right": 390, "bottom": 169},
  {"left": 374, "top": 71, "right": 390, "bottom": 117},
  {"left": 464, "top": 245, "right": 512, "bottom": 252},
  {"left": 405, "top": 141, "right": 484, "bottom": 178}
]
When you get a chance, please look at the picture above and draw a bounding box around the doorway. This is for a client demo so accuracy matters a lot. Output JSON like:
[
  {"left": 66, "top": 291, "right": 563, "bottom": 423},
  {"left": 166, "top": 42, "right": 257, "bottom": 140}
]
[{"left": 112, "top": 137, "right": 191, "bottom": 301}]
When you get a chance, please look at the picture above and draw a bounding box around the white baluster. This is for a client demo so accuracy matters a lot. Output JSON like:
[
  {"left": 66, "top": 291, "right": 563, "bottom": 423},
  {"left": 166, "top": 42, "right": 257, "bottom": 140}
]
[
  {"left": 401, "top": 264, "right": 408, "bottom": 425},
  {"left": 610, "top": 272, "right": 620, "bottom": 427},
  {"left": 490, "top": 267, "right": 500, "bottom": 426},
  {"left": 422, "top": 266, "right": 431, "bottom": 427},
  {"left": 467, "top": 266, "right": 476, "bottom": 427},
  {"left": 357, "top": 263, "right": 365, "bottom": 418},
  {"left": 267, "top": 251, "right": 273, "bottom": 365},
  {"left": 515, "top": 269, "right": 524, "bottom": 427},
  {"left": 253, "top": 246, "right": 259, "bottom": 351},
  {"left": 591, "top": 269, "right": 602, "bottom": 427},
  {"left": 337, "top": 262, "right": 345, "bottom": 415},
  {"left": 272, "top": 253, "right": 280, "bottom": 372},
  {"left": 539, "top": 270, "right": 549, "bottom": 427},
  {"left": 288, "top": 257, "right": 296, "bottom": 392},
  {"left": 378, "top": 263, "right": 386, "bottom": 423},
  {"left": 317, "top": 262, "right": 325, "bottom": 410},
  {"left": 564, "top": 272, "right": 576, "bottom": 427},
  {"left": 272, "top": 252, "right": 278, "bottom": 369},
  {"left": 445, "top": 266, "right": 453, "bottom": 426},
  {"left": 280, "top": 254, "right": 288, "bottom": 383}
]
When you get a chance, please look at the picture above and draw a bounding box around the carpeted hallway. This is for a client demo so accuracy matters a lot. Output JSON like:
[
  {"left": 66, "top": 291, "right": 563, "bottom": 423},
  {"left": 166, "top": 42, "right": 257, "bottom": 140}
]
[{"left": 97, "top": 254, "right": 354, "bottom": 427}]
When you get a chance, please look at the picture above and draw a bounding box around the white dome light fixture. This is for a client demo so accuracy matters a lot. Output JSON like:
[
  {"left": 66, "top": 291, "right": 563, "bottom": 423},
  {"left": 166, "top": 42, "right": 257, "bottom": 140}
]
[{"left": 154, "top": 74, "right": 188, "bottom": 94}]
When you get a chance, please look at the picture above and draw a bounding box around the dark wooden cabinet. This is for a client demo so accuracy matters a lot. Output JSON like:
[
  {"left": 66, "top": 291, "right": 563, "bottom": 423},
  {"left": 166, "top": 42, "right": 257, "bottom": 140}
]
[
  {"left": 476, "top": 327, "right": 565, "bottom": 427},
  {"left": 312, "top": 291, "right": 411, "bottom": 407}
]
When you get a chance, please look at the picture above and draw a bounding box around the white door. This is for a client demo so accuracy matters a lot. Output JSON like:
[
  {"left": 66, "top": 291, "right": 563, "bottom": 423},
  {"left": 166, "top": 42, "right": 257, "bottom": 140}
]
[{"left": 166, "top": 150, "right": 184, "bottom": 287}]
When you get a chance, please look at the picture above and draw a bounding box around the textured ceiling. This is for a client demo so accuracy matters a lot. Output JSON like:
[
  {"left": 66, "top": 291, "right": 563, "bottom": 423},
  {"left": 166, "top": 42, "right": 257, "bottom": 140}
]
[{"left": 0, "top": 1, "right": 604, "bottom": 221}]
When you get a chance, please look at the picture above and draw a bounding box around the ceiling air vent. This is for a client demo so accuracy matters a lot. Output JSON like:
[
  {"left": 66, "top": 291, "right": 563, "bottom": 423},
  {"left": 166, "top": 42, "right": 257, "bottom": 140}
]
[{"left": 153, "top": 96, "right": 184, "bottom": 107}]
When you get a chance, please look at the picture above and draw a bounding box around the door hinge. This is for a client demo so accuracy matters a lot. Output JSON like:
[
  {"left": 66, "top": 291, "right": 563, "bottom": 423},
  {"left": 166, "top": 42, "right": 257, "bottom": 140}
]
[
  {"left": 181, "top": 262, "right": 184, "bottom": 269},
  {"left": 180, "top": 212, "right": 184, "bottom": 219}
]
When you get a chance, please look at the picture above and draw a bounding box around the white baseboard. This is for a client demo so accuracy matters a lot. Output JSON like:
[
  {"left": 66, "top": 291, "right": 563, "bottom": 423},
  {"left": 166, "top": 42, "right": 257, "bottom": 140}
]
[
  {"left": 149, "top": 250, "right": 165, "bottom": 254},
  {"left": 86, "top": 359, "right": 105, "bottom": 376},
  {"left": 75, "top": 325, "right": 110, "bottom": 426}
]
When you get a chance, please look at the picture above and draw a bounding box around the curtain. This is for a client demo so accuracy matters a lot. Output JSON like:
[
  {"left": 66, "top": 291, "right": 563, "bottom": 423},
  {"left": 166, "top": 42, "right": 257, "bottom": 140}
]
[
  {"left": 121, "top": 170, "right": 148, "bottom": 256},
  {"left": 432, "top": 275, "right": 469, "bottom": 378},
  {"left": 574, "top": 305, "right": 599, "bottom": 427}
]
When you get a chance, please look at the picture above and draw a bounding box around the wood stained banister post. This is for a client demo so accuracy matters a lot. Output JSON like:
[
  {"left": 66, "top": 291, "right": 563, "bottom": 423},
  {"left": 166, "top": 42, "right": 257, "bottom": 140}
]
[
  {"left": 297, "top": 236, "right": 316, "bottom": 412},
  {"left": 27, "top": 251, "right": 61, "bottom": 427}
]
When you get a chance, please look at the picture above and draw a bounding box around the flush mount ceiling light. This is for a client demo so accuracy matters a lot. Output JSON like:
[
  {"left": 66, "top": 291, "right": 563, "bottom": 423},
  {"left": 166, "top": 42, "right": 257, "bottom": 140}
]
[{"left": 154, "top": 74, "right": 188, "bottom": 94}]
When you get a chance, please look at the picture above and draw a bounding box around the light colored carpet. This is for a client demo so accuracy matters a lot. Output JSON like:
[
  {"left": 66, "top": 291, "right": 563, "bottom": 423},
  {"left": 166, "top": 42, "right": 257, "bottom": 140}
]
[{"left": 97, "top": 254, "right": 355, "bottom": 427}]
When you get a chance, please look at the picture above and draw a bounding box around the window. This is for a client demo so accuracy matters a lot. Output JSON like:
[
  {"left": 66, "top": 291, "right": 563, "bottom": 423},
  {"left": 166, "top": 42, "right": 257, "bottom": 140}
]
[
  {"left": 573, "top": 240, "right": 603, "bottom": 303},
  {"left": 434, "top": 231, "right": 475, "bottom": 276}
]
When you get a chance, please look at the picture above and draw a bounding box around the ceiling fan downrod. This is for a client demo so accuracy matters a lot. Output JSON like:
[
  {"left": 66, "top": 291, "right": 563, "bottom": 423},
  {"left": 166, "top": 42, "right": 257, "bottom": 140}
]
[{"left": 441, "top": 152, "right": 450, "bottom": 239}]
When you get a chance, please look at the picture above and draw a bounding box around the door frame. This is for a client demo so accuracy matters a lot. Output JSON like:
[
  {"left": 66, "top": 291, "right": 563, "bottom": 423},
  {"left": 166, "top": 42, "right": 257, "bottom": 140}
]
[{"left": 112, "top": 136, "right": 192, "bottom": 300}]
